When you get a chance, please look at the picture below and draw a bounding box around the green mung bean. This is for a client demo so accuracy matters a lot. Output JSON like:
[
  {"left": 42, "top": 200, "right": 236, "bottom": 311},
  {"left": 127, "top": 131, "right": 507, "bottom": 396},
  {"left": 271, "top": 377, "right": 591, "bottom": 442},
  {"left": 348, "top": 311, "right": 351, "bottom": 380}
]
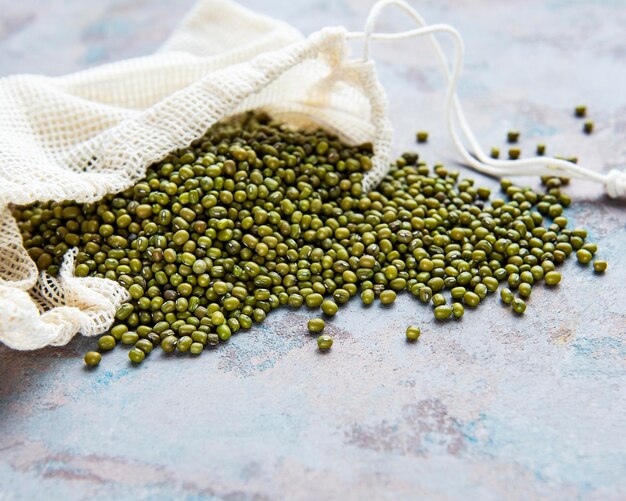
[
  {"left": 307, "top": 318, "right": 325, "bottom": 333},
  {"left": 508, "top": 148, "right": 521, "bottom": 160},
  {"left": 434, "top": 305, "right": 452, "bottom": 320},
  {"left": 512, "top": 298, "right": 527, "bottom": 314},
  {"left": 464, "top": 292, "right": 480, "bottom": 307},
  {"left": 432, "top": 294, "right": 446, "bottom": 307},
  {"left": 379, "top": 290, "right": 397, "bottom": 305},
  {"left": 177, "top": 336, "right": 193, "bottom": 352},
  {"left": 593, "top": 260, "right": 607, "bottom": 273},
  {"left": 135, "top": 339, "right": 153, "bottom": 354},
  {"left": 121, "top": 331, "right": 139, "bottom": 345},
  {"left": 518, "top": 283, "right": 532, "bottom": 298},
  {"left": 306, "top": 293, "right": 324, "bottom": 308},
  {"left": 190, "top": 342, "right": 204, "bottom": 355},
  {"left": 161, "top": 335, "right": 178, "bottom": 353},
  {"left": 500, "top": 288, "right": 514, "bottom": 304},
  {"left": 361, "top": 289, "right": 375, "bottom": 305},
  {"left": 128, "top": 348, "right": 145, "bottom": 363},
  {"left": 321, "top": 300, "right": 339, "bottom": 316},
  {"left": 507, "top": 131, "right": 520, "bottom": 143},
  {"left": 452, "top": 303, "right": 464, "bottom": 318},
  {"left": 317, "top": 334, "right": 333, "bottom": 350},
  {"left": 576, "top": 249, "right": 593, "bottom": 264},
  {"left": 406, "top": 326, "right": 420, "bottom": 341},
  {"left": 84, "top": 351, "right": 101, "bottom": 367},
  {"left": 98, "top": 335, "right": 116, "bottom": 351},
  {"left": 544, "top": 271, "right": 562, "bottom": 285}
]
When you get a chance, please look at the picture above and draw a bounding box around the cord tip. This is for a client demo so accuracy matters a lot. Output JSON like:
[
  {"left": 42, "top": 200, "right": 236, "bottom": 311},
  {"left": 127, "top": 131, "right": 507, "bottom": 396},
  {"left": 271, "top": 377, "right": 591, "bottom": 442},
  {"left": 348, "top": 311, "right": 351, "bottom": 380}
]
[{"left": 605, "top": 169, "right": 626, "bottom": 198}]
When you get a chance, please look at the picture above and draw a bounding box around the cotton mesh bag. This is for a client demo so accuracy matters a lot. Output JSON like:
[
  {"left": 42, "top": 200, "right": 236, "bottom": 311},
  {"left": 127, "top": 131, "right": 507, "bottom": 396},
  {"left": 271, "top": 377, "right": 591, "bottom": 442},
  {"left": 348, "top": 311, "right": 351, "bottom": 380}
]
[{"left": 1, "top": 0, "right": 624, "bottom": 350}]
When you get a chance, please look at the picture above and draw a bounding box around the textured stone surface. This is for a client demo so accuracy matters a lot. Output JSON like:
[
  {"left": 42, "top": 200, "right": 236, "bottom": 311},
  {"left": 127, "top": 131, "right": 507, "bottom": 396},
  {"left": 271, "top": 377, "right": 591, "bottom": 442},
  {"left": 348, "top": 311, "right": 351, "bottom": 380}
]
[{"left": 1, "top": 0, "right": 625, "bottom": 499}]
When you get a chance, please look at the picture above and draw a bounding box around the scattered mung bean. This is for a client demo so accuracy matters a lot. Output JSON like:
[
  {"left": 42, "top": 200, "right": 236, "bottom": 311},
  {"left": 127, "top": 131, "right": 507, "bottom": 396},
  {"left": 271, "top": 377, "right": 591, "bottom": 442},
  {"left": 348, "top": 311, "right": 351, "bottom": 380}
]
[
  {"left": 84, "top": 352, "right": 101, "bottom": 367},
  {"left": 593, "top": 260, "right": 607, "bottom": 273},
  {"left": 406, "top": 326, "right": 420, "bottom": 341},
  {"left": 308, "top": 318, "right": 325, "bottom": 333},
  {"left": 416, "top": 131, "right": 429, "bottom": 143},
  {"left": 512, "top": 298, "right": 527, "bottom": 314},
  {"left": 12, "top": 112, "right": 604, "bottom": 365},
  {"left": 317, "top": 335, "right": 333, "bottom": 350},
  {"left": 507, "top": 131, "right": 520, "bottom": 143}
]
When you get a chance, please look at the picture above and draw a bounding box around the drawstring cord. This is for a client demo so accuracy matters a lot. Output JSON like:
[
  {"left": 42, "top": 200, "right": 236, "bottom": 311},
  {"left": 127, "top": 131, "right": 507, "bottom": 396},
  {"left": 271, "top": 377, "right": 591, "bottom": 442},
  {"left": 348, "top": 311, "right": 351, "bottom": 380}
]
[{"left": 346, "top": 0, "right": 626, "bottom": 198}]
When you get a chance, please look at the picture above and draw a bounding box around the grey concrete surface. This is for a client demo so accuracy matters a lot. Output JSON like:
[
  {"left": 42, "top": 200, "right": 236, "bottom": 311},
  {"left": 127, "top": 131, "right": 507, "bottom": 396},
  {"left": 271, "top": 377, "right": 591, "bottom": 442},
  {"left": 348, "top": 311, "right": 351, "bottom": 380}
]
[{"left": 1, "top": 1, "right": 625, "bottom": 499}]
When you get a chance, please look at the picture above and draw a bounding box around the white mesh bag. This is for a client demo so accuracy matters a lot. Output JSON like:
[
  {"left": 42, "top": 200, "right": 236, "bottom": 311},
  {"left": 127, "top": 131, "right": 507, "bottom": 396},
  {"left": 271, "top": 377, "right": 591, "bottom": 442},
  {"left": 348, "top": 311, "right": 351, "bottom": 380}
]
[
  {"left": 0, "top": 0, "right": 396, "bottom": 349},
  {"left": 1, "top": 0, "right": 623, "bottom": 350}
]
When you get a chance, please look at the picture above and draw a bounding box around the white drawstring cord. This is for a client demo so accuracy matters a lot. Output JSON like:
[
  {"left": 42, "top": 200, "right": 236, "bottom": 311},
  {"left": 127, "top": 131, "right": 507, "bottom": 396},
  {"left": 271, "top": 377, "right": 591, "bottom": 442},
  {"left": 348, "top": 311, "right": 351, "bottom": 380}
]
[{"left": 346, "top": 0, "right": 626, "bottom": 198}]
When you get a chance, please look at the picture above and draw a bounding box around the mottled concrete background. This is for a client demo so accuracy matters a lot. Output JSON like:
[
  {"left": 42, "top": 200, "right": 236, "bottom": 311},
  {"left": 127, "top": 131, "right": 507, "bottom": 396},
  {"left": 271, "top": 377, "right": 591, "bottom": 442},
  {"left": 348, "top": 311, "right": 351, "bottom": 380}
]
[{"left": 1, "top": 0, "right": 625, "bottom": 499}]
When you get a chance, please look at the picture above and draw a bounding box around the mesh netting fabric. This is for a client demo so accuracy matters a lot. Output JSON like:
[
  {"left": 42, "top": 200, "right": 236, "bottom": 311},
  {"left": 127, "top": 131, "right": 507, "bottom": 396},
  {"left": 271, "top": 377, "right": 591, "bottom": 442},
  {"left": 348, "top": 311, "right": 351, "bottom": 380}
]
[{"left": 0, "top": 0, "right": 392, "bottom": 349}]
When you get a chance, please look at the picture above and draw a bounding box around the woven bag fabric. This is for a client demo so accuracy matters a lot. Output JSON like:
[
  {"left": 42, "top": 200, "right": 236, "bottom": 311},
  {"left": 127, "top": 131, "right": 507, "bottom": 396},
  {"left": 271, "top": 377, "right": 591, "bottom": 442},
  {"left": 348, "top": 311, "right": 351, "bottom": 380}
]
[{"left": 0, "top": 0, "right": 392, "bottom": 349}]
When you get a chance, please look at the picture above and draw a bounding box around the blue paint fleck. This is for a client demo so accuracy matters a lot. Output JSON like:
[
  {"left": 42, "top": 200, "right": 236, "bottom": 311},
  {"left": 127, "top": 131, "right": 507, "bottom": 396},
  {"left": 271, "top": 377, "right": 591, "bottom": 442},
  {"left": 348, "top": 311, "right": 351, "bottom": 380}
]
[
  {"left": 92, "top": 369, "right": 128, "bottom": 389},
  {"left": 573, "top": 337, "right": 625, "bottom": 357},
  {"left": 83, "top": 18, "right": 132, "bottom": 39},
  {"left": 83, "top": 46, "right": 108, "bottom": 64}
]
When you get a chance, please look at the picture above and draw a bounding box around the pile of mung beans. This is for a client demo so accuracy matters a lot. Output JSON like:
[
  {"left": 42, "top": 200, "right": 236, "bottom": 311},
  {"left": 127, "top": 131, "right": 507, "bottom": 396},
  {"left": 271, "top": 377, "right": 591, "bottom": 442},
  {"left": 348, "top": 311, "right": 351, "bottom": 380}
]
[{"left": 11, "top": 111, "right": 606, "bottom": 367}]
